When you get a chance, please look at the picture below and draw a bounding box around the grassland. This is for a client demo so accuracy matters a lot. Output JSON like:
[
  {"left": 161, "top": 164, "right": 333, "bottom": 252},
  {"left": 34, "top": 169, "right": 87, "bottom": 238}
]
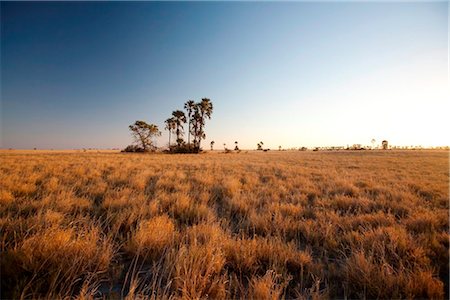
[{"left": 0, "top": 150, "right": 448, "bottom": 299}]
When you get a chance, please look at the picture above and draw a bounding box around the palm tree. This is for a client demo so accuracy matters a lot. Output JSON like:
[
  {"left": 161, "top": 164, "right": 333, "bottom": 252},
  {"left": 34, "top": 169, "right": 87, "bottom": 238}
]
[
  {"left": 371, "top": 138, "right": 376, "bottom": 149},
  {"left": 257, "top": 141, "right": 264, "bottom": 150},
  {"left": 191, "top": 107, "right": 201, "bottom": 149},
  {"left": 164, "top": 117, "right": 176, "bottom": 148},
  {"left": 223, "top": 143, "right": 226, "bottom": 150},
  {"left": 191, "top": 98, "right": 213, "bottom": 151},
  {"left": 200, "top": 98, "right": 213, "bottom": 120},
  {"left": 198, "top": 98, "right": 213, "bottom": 147},
  {"left": 184, "top": 100, "right": 195, "bottom": 148},
  {"left": 172, "top": 110, "right": 187, "bottom": 147},
  {"left": 210, "top": 141, "right": 215, "bottom": 151}
]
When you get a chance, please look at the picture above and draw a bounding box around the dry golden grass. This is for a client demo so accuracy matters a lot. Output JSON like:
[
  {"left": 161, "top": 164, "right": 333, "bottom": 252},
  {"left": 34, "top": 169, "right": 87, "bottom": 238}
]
[{"left": 0, "top": 150, "right": 448, "bottom": 299}]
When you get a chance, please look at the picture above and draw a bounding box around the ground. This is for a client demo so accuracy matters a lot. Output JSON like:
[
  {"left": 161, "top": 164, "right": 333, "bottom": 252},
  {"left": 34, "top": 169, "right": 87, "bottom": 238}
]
[{"left": 0, "top": 150, "right": 448, "bottom": 299}]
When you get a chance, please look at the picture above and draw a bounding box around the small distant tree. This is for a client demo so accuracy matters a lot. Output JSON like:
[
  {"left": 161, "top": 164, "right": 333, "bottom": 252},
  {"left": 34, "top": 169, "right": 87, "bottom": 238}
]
[
  {"left": 382, "top": 140, "right": 389, "bottom": 150},
  {"left": 210, "top": 141, "right": 215, "bottom": 151},
  {"left": 129, "top": 120, "right": 161, "bottom": 151},
  {"left": 234, "top": 141, "right": 239, "bottom": 151},
  {"left": 223, "top": 143, "right": 226, "bottom": 150},
  {"left": 257, "top": 141, "right": 264, "bottom": 150},
  {"left": 279, "top": 146, "right": 282, "bottom": 151}
]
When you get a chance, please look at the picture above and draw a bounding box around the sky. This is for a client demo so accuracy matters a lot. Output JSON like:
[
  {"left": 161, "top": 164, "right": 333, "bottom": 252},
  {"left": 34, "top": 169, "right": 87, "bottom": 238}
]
[{"left": 1, "top": 1, "right": 448, "bottom": 150}]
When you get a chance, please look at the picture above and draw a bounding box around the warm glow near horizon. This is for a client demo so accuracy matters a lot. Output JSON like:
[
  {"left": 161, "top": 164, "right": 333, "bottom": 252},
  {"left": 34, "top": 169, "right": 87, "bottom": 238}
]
[{"left": 1, "top": 2, "right": 448, "bottom": 150}]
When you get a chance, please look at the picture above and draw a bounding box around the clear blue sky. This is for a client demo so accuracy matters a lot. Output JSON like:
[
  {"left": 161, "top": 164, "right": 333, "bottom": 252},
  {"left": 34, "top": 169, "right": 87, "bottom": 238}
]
[{"left": 1, "top": 1, "right": 448, "bottom": 149}]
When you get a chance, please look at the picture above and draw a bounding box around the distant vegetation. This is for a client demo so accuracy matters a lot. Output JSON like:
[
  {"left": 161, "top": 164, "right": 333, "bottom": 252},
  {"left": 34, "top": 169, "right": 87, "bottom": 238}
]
[
  {"left": 125, "top": 98, "right": 213, "bottom": 153},
  {"left": 122, "top": 103, "right": 441, "bottom": 154},
  {"left": 126, "top": 121, "right": 161, "bottom": 152}
]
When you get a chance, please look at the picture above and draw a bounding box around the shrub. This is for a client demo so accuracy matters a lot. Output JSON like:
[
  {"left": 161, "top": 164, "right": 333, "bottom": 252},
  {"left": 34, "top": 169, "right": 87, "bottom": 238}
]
[
  {"left": 130, "top": 215, "right": 176, "bottom": 260},
  {"left": 122, "top": 145, "right": 146, "bottom": 152}
]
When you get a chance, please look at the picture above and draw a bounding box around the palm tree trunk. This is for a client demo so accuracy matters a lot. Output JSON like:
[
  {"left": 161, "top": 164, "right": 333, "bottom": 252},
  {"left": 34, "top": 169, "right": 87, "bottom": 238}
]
[{"left": 187, "top": 119, "right": 191, "bottom": 148}]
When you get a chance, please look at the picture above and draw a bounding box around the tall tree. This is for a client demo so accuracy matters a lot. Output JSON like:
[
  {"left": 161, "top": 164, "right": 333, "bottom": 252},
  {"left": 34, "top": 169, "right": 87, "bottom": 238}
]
[
  {"left": 184, "top": 100, "right": 195, "bottom": 147},
  {"left": 191, "top": 106, "right": 201, "bottom": 149},
  {"left": 128, "top": 120, "right": 161, "bottom": 151},
  {"left": 164, "top": 117, "right": 176, "bottom": 147},
  {"left": 192, "top": 98, "right": 213, "bottom": 150},
  {"left": 172, "top": 110, "right": 186, "bottom": 147},
  {"left": 210, "top": 140, "right": 215, "bottom": 151}
]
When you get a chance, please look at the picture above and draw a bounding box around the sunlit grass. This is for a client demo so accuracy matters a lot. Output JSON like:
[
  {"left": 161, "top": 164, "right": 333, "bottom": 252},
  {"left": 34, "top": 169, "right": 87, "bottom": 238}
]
[{"left": 0, "top": 150, "right": 448, "bottom": 298}]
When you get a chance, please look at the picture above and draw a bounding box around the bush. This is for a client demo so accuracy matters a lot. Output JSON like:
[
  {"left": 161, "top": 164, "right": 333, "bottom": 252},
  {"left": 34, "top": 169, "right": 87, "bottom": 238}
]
[
  {"left": 166, "top": 144, "right": 202, "bottom": 154},
  {"left": 122, "top": 145, "right": 146, "bottom": 152}
]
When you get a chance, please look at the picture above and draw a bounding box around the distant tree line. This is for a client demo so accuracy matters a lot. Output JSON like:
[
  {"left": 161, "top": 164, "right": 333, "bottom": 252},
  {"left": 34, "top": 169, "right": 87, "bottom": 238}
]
[
  {"left": 124, "top": 106, "right": 395, "bottom": 154},
  {"left": 124, "top": 98, "right": 213, "bottom": 153}
]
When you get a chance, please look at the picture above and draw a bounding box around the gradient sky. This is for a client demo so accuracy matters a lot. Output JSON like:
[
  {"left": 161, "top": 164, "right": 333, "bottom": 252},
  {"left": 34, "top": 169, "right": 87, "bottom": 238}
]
[{"left": 1, "top": 1, "right": 448, "bottom": 149}]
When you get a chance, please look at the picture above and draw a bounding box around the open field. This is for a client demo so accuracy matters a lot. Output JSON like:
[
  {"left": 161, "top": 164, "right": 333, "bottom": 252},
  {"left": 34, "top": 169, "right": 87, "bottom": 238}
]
[{"left": 1, "top": 150, "right": 448, "bottom": 299}]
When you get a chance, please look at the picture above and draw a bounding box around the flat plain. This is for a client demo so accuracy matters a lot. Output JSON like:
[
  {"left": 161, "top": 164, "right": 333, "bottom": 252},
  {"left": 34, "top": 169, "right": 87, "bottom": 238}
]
[{"left": 0, "top": 150, "right": 448, "bottom": 299}]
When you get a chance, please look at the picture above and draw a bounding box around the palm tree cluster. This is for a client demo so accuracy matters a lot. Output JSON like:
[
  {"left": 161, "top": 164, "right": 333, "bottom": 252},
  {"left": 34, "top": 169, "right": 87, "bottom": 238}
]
[{"left": 165, "top": 98, "right": 213, "bottom": 153}]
